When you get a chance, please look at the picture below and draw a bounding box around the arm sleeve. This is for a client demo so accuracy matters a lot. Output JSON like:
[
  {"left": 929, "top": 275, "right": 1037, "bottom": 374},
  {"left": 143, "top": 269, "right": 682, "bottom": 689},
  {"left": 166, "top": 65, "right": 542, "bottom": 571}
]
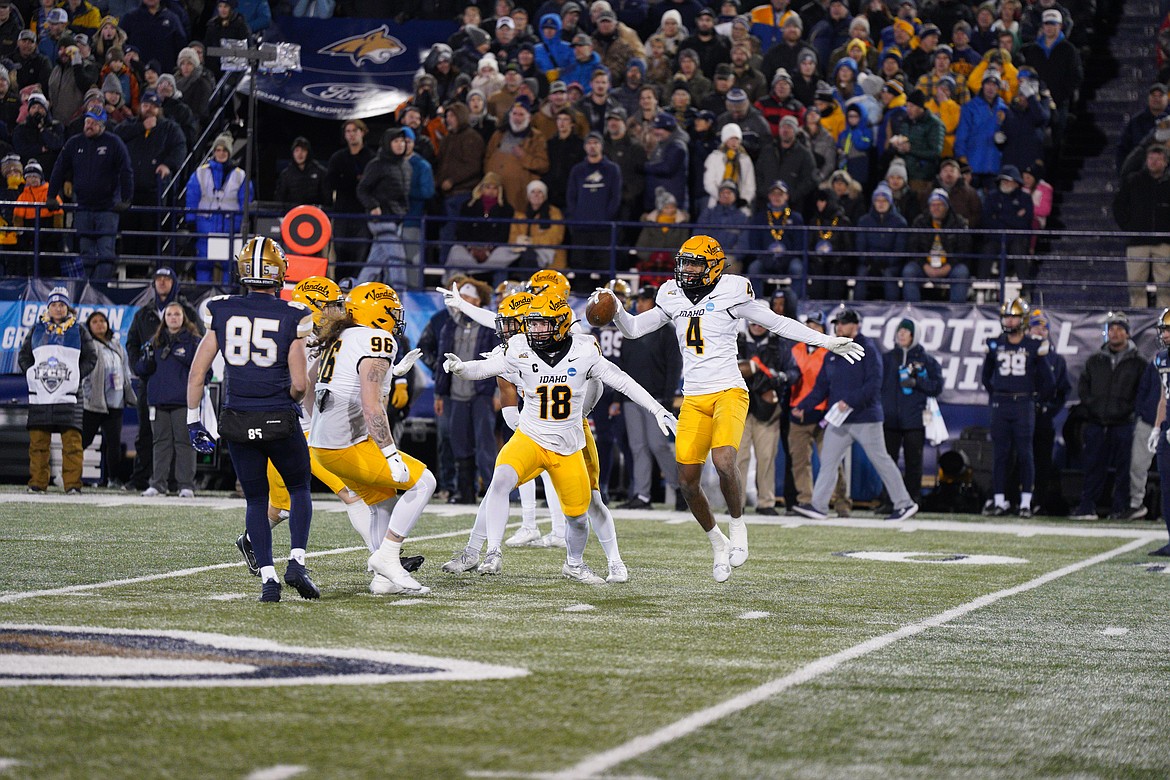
[
  {"left": 982, "top": 349, "right": 995, "bottom": 394},
  {"left": 450, "top": 298, "right": 497, "bottom": 330},
  {"left": 733, "top": 298, "right": 836, "bottom": 349},
  {"left": 18, "top": 330, "right": 34, "bottom": 373},
  {"left": 590, "top": 356, "right": 665, "bottom": 417},
  {"left": 612, "top": 302, "right": 671, "bottom": 339},
  {"left": 458, "top": 351, "right": 510, "bottom": 381}
]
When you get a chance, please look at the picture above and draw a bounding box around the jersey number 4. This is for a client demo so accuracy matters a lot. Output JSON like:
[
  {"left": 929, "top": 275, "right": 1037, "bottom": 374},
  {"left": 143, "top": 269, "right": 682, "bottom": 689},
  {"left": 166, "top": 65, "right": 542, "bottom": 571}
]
[
  {"left": 996, "top": 351, "right": 1028, "bottom": 377},
  {"left": 686, "top": 317, "right": 704, "bottom": 354},
  {"left": 224, "top": 316, "right": 280, "bottom": 368},
  {"left": 535, "top": 384, "right": 572, "bottom": 420}
]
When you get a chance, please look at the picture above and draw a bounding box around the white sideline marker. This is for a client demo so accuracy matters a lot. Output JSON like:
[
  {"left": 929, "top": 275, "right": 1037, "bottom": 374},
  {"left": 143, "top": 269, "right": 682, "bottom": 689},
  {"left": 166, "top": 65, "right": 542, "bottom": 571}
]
[
  {"left": 562, "top": 604, "right": 596, "bottom": 613},
  {"left": 388, "top": 598, "right": 431, "bottom": 607},
  {"left": 207, "top": 593, "right": 248, "bottom": 601},
  {"left": 538, "top": 536, "right": 1154, "bottom": 780},
  {"left": 246, "top": 765, "right": 307, "bottom": 780},
  {"left": 0, "top": 758, "right": 22, "bottom": 772},
  {"left": 1101, "top": 627, "right": 1129, "bottom": 637},
  {"left": 738, "top": 611, "right": 770, "bottom": 620}
]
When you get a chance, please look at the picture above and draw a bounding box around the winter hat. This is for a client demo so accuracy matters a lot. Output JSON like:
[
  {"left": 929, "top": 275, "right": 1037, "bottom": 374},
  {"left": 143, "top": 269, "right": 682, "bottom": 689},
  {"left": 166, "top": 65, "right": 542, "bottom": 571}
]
[
  {"left": 1028, "top": 308, "right": 1048, "bottom": 328},
  {"left": 478, "top": 55, "right": 500, "bottom": 74},
  {"left": 140, "top": 90, "right": 161, "bottom": 105},
  {"left": 177, "top": 47, "right": 200, "bottom": 67},
  {"left": 627, "top": 57, "right": 646, "bottom": 76},
  {"left": 154, "top": 266, "right": 178, "bottom": 282},
  {"left": 212, "top": 133, "right": 233, "bottom": 152},
  {"left": 46, "top": 286, "right": 70, "bottom": 306},
  {"left": 291, "top": 136, "right": 311, "bottom": 153},
  {"left": 799, "top": 50, "right": 818, "bottom": 66},
  {"left": 835, "top": 57, "right": 858, "bottom": 75},
  {"left": 886, "top": 158, "right": 908, "bottom": 181},
  {"left": 1041, "top": 8, "right": 1062, "bottom": 24},
  {"left": 771, "top": 68, "right": 793, "bottom": 87},
  {"left": 85, "top": 106, "right": 108, "bottom": 123},
  {"left": 467, "top": 26, "right": 491, "bottom": 47},
  {"left": 662, "top": 8, "right": 682, "bottom": 26},
  {"left": 998, "top": 164, "right": 1023, "bottom": 185},
  {"left": 1105, "top": 310, "right": 1129, "bottom": 332},
  {"left": 928, "top": 188, "right": 950, "bottom": 206},
  {"left": 512, "top": 94, "right": 533, "bottom": 112},
  {"left": 27, "top": 93, "right": 49, "bottom": 110},
  {"left": 779, "top": 115, "right": 800, "bottom": 130},
  {"left": 720, "top": 123, "right": 742, "bottom": 142},
  {"left": 157, "top": 73, "right": 178, "bottom": 94},
  {"left": 23, "top": 160, "right": 43, "bottom": 179},
  {"left": 725, "top": 88, "right": 748, "bottom": 104},
  {"left": 814, "top": 81, "right": 834, "bottom": 101},
  {"left": 101, "top": 72, "right": 123, "bottom": 95},
  {"left": 678, "top": 48, "right": 700, "bottom": 64},
  {"left": 934, "top": 44, "right": 953, "bottom": 59},
  {"left": 401, "top": 127, "right": 415, "bottom": 141},
  {"left": 654, "top": 186, "right": 677, "bottom": 210},
  {"left": 883, "top": 79, "right": 904, "bottom": 96},
  {"left": 897, "top": 318, "right": 915, "bottom": 336},
  {"left": 769, "top": 179, "right": 790, "bottom": 193},
  {"left": 906, "top": 89, "right": 927, "bottom": 108},
  {"left": 881, "top": 48, "right": 903, "bottom": 64},
  {"left": 872, "top": 182, "right": 894, "bottom": 205},
  {"left": 652, "top": 112, "right": 676, "bottom": 129},
  {"left": 718, "top": 179, "right": 738, "bottom": 194}
]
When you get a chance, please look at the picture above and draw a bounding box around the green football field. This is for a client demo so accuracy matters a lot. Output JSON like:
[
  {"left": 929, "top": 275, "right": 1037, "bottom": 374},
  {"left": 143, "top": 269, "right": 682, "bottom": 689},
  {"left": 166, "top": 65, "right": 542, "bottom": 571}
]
[{"left": 1, "top": 489, "right": 1168, "bottom": 780}]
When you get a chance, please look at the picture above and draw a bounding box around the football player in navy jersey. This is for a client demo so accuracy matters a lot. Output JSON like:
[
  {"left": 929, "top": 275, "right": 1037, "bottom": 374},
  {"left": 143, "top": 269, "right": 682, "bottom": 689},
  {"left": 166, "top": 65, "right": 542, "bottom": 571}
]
[
  {"left": 980, "top": 297, "right": 1055, "bottom": 518},
  {"left": 1146, "top": 309, "right": 1170, "bottom": 557},
  {"left": 186, "top": 237, "right": 318, "bottom": 603}
]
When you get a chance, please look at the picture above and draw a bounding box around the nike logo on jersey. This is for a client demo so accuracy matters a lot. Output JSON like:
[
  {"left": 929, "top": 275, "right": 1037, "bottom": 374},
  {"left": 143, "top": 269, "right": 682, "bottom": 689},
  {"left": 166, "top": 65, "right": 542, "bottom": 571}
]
[{"left": 567, "top": 356, "right": 579, "bottom": 362}]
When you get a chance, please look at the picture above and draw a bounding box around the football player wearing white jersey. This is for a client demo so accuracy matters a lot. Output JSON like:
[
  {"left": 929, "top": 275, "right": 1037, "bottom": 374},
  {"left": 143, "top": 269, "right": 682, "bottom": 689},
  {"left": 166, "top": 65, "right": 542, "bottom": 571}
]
[
  {"left": 308, "top": 282, "right": 434, "bottom": 595},
  {"left": 442, "top": 293, "right": 677, "bottom": 584},
  {"left": 595, "top": 235, "right": 865, "bottom": 582}
]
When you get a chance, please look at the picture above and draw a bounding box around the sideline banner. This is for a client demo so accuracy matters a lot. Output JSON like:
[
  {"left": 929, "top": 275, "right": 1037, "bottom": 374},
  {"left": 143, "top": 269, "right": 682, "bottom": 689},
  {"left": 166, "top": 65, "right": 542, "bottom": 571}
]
[
  {"left": 834, "top": 303, "right": 1161, "bottom": 406},
  {"left": 240, "top": 17, "right": 458, "bottom": 120}
]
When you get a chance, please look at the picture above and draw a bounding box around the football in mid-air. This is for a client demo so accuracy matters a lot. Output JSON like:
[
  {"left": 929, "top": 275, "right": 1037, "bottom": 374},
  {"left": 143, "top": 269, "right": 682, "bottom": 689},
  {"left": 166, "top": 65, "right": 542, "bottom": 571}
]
[{"left": 586, "top": 292, "right": 618, "bottom": 327}]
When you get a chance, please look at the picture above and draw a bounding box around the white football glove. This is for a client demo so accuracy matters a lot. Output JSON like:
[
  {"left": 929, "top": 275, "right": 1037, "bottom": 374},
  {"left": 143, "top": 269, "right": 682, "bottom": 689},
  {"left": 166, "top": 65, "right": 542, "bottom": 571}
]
[
  {"left": 392, "top": 348, "right": 422, "bottom": 377},
  {"left": 381, "top": 444, "right": 411, "bottom": 483},
  {"left": 502, "top": 406, "right": 520, "bottom": 431},
  {"left": 1148, "top": 428, "right": 1161, "bottom": 454},
  {"left": 826, "top": 336, "right": 865, "bottom": 364},
  {"left": 655, "top": 408, "right": 678, "bottom": 437},
  {"left": 435, "top": 283, "right": 468, "bottom": 313},
  {"left": 442, "top": 352, "right": 465, "bottom": 376}
]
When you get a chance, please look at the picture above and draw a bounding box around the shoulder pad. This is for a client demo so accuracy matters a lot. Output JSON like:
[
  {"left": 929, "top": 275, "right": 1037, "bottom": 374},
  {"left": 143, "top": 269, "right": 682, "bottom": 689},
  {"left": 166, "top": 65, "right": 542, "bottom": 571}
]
[
  {"left": 198, "top": 294, "right": 230, "bottom": 329},
  {"left": 288, "top": 300, "right": 310, "bottom": 312}
]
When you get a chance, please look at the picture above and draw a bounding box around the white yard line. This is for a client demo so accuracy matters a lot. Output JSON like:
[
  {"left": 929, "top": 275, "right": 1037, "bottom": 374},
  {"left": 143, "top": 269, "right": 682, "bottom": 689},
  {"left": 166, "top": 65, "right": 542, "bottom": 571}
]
[
  {"left": 0, "top": 522, "right": 535, "bottom": 604},
  {"left": 245, "top": 765, "right": 307, "bottom": 780},
  {"left": 546, "top": 535, "right": 1155, "bottom": 780}
]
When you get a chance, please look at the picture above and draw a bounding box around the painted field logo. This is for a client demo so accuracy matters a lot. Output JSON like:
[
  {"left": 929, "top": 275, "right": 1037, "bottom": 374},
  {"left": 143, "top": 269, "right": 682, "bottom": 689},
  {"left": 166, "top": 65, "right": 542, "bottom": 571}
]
[
  {"left": 835, "top": 551, "right": 1029, "bottom": 565},
  {"left": 0, "top": 624, "right": 527, "bottom": 688},
  {"left": 318, "top": 25, "right": 404, "bottom": 66}
]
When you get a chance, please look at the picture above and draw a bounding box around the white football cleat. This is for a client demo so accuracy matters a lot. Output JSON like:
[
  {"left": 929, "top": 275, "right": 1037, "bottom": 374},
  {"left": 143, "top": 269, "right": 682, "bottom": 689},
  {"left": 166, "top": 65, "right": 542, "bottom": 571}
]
[
  {"left": 479, "top": 549, "right": 503, "bottom": 575},
  {"left": 440, "top": 549, "right": 480, "bottom": 573},
  {"left": 713, "top": 544, "right": 731, "bottom": 583},
  {"left": 367, "top": 548, "right": 430, "bottom": 593},
  {"left": 505, "top": 527, "right": 543, "bottom": 547},
  {"left": 369, "top": 573, "right": 404, "bottom": 595},
  {"left": 728, "top": 520, "right": 748, "bottom": 568},
  {"left": 606, "top": 560, "right": 629, "bottom": 583},
  {"left": 533, "top": 532, "right": 567, "bottom": 549},
  {"left": 562, "top": 562, "right": 606, "bottom": 585}
]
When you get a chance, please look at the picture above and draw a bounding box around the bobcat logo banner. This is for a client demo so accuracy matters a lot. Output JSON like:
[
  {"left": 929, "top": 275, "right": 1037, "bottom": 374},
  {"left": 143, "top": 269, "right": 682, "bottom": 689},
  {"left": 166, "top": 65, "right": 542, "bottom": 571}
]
[{"left": 239, "top": 17, "right": 457, "bottom": 119}]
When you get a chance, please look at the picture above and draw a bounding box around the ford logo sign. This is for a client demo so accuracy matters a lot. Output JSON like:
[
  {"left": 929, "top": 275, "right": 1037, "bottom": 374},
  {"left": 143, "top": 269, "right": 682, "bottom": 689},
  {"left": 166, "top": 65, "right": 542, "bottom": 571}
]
[{"left": 302, "top": 82, "right": 401, "bottom": 104}]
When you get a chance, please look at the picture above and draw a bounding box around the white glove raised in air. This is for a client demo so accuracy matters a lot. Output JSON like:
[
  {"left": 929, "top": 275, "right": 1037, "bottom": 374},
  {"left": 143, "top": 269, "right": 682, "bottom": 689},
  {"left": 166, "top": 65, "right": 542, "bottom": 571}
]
[
  {"left": 435, "top": 283, "right": 468, "bottom": 313},
  {"left": 655, "top": 408, "right": 678, "bottom": 437},
  {"left": 381, "top": 444, "right": 411, "bottom": 483},
  {"left": 442, "top": 352, "right": 465, "bottom": 376},
  {"left": 392, "top": 348, "right": 422, "bottom": 377},
  {"left": 588, "top": 287, "right": 616, "bottom": 307},
  {"left": 826, "top": 336, "right": 865, "bottom": 364},
  {"left": 1149, "top": 427, "right": 1161, "bottom": 454},
  {"left": 502, "top": 406, "right": 520, "bottom": 431}
]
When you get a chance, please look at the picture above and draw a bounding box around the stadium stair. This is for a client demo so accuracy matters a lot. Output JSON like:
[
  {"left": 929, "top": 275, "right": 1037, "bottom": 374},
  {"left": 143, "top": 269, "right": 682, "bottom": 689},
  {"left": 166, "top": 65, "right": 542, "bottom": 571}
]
[{"left": 1033, "top": 0, "right": 1160, "bottom": 308}]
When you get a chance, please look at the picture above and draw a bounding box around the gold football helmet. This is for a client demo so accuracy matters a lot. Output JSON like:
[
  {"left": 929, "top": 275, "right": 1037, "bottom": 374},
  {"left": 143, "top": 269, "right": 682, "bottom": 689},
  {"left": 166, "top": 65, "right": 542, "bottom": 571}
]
[
  {"left": 674, "top": 235, "right": 726, "bottom": 289},
  {"left": 496, "top": 291, "right": 534, "bottom": 341},
  {"left": 1157, "top": 308, "right": 1170, "bottom": 345},
  {"left": 1000, "top": 296, "right": 1028, "bottom": 333},
  {"left": 527, "top": 269, "right": 570, "bottom": 300},
  {"left": 236, "top": 236, "right": 288, "bottom": 288},
  {"left": 291, "top": 276, "right": 341, "bottom": 326},
  {"left": 495, "top": 279, "right": 526, "bottom": 299},
  {"left": 346, "top": 282, "right": 406, "bottom": 335},
  {"left": 524, "top": 292, "right": 573, "bottom": 350},
  {"left": 606, "top": 278, "right": 632, "bottom": 303}
]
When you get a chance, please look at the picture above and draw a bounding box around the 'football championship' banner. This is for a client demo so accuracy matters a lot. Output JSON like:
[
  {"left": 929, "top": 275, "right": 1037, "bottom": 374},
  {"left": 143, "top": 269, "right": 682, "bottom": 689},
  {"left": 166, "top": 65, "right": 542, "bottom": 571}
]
[
  {"left": 834, "top": 302, "right": 1162, "bottom": 406},
  {"left": 0, "top": 284, "right": 138, "bottom": 375},
  {"left": 241, "top": 17, "right": 458, "bottom": 120}
]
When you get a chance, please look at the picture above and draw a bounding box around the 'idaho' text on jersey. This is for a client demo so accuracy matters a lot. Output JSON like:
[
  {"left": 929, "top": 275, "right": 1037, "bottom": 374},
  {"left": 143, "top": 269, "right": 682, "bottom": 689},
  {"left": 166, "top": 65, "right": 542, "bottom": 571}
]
[
  {"left": 309, "top": 325, "right": 398, "bottom": 450},
  {"left": 201, "top": 293, "right": 312, "bottom": 412},
  {"left": 656, "top": 274, "right": 755, "bottom": 395}
]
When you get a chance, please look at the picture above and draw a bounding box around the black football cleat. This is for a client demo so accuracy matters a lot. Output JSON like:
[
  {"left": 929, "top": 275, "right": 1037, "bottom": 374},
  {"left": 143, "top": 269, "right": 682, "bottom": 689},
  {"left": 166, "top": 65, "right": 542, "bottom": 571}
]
[
  {"left": 236, "top": 533, "right": 260, "bottom": 576},
  {"left": 1018, "top": 506, "right": 1033, "bottom": 519},
  {"left": 1149, "top": 544, "right": 1170, "bottom": 557},
  {"left": 283, "top": 560, "right": 321, "bottom": 599},
  {"left": 259, "top": 580, "right": 282, "bottom": 603},
  {"left": 400, "top": 555, "right": 425, "bottom": 573}
]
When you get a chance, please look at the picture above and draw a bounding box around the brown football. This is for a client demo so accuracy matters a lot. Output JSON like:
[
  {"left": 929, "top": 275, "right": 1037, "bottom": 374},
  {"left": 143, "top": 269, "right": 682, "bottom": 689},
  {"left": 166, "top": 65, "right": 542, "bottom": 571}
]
[{"left": 586, "top": 293, "right": 618, "bottom": 327}]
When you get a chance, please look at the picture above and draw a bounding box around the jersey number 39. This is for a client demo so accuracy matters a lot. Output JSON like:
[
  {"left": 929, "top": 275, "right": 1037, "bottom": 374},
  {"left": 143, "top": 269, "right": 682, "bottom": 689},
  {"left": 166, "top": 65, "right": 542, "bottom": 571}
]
[
  {"left": 996, "top": 351, "right": 1028, "bottom": 377},
  {"left": 224, "top": 316, "right": 280, "bottom": 368}
]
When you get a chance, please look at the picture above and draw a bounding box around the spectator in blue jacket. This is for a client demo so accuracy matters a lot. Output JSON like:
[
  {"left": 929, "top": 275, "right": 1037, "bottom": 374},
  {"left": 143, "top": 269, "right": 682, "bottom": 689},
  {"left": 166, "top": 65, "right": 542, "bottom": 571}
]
[
  {"left": 434, "top": 279, "right": 498, "bottom": 504},
  {"left": 999, "top": 69, "right": 1050, "bottom": 175},
  {"left": 978, "top": 164, "right": 1033, "bottom": 279},
  {"left": 48, "top": 105, "right": 133, "bottom": 280},
  {"left": 878, "top": 318, "right": 943, "bottom": 510},
  {"left": 184, "top": 133, "right": 252, "bottom": 282},
  {"left": 955, "top": 74, "right": 1008, "bottom": 189},
  {"left": 134, "top": 301, "right": 200, "bottom": 499},
  {"left": 559, "top": 34, "right": 605, "bottom": 94},
  {"left": 566, "top": 130, "right": 622, "bottom": 272},
  {"left": 793, "top": 308, "right": 920, "bottom": 521},
  {"left": 854, "top": 182, "right": 907, "bottom": 300},
  {"left": 534, "top": 13, "right": 574, "bottom": 75},
  {"left": 699, "top": 179, "right": 749, "bottom": 268},
  {"left": 747, "top": 179, "right": 804, "bottom": 277},
  {"left": 642, "top": 111, "right": 689, "bottom": 211}
]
